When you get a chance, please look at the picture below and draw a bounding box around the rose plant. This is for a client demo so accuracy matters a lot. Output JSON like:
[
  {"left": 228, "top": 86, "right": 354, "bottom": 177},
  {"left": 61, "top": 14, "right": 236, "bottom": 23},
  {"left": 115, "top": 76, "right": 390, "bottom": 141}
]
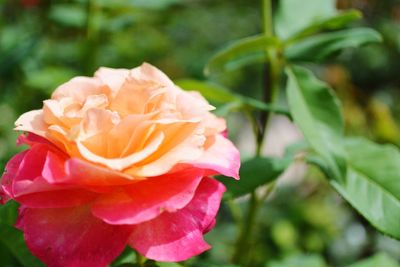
[{"left": 0, "top": 63, "right": 240, "bottom": 267}]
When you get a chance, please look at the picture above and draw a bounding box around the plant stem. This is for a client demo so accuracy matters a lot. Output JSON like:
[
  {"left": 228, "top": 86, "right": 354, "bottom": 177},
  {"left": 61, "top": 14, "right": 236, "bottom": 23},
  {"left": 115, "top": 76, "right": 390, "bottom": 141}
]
[
  {"left": 262, "top": 0, "right": 273, "bottom": 36},
  {"left": 231, "top": 0, "right": 281, "bottom": 265},
  {"left": 135, "top": 251, "right": 146, "bottom": 267},
  {"left": 231, "top": 192, "right": 259, "bottom": 265}
]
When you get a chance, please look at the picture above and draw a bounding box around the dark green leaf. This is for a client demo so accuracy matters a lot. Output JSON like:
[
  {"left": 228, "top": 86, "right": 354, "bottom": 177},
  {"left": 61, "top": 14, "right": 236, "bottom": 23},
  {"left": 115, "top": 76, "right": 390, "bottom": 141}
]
[
  {"left": 347, "top": 253, "right": 399, "bottom": 267},
  {"left": 0, "top": 200, "right": 18, "bottom": 226},
  {"left": 205, "top": 35, "right": 279, "bottom": 75},
  {"left": 331, "top": 137, "right": 400, "bottom": 239},
  {"left": 286, "top": 65, "right": 345, "bottom": 180},
  {"left": 267, "top": 253, "right": 328, "bottom": 267},
  {"left": 285, "top": 28, "right": 382, "bottom": 62},
  {"left": 220, "top": 142, "right": 303, "bottom": 198},
  {"left": 0, "top": 224, "right": 45, "bottom": 267}
]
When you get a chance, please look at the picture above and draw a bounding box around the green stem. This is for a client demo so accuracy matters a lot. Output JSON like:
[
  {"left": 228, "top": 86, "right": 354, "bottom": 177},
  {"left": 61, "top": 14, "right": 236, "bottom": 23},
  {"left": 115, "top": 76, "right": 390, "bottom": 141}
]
[
  {"left": 84, "top": 0, "right": 98, "bottom": 74},
  {"left": 231, "top": 192, "right": 259, "bottom": 265},
  {"left": 231, "top": 0, "right": 281, "bottom": 265},
  {"left": 135, "top": 251, "right": 146, "bottom": 267},
  {"left": 262, "top": 0, "right": 273, "bottom": 36}
]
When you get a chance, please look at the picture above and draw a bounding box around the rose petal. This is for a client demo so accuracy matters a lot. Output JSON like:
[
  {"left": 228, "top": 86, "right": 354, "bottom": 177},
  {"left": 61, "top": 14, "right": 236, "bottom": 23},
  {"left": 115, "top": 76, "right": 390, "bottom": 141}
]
[
  {"left": 52, "top": 76, "right": 109, "bottom": 104},
  {"left": 3, "top": 145, "right": 97, "bottom": 208},
  {"left": 128, "top": 177, "right": 225, "bottom": 262},
  {"left": 17, "top": 133, "right": 53, "bottom": 147},
  {"left": 192, "top": 134, "right": 240, "bottom": 179},
  {"left": 95, "top": 67, "right": 130, "bottom": 93},
  {"left": 14, "top": 110, "right": 47, "bottom": 137},
  {"left": 124, "top": 120, "right": 204, "bottom": 177},
  {"left": 91, "top": 169, "right": 204, "bottom": 225},
  {"left": 130, "top": 63, "right": 174, "bottom": 87},
  {"left": 18, "top": 206, "right": 133, "bottom": 267},
  {"left": 64, "top": 158, "right": 137, "bottom": 187}
]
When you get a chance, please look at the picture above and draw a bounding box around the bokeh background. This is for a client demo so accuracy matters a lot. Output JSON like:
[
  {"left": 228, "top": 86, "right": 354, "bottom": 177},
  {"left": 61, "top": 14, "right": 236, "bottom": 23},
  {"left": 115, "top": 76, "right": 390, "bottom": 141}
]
[{"left": 1, "top": 0, "right": 400, "bottom": 266}]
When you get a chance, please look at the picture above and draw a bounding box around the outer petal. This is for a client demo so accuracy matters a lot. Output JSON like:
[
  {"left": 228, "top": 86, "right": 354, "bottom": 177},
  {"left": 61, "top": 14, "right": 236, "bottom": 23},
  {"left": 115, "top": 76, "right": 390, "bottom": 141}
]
[
  {"left": 17, "top": 206, "right": 133, "bottom": 267},
  {"left": 192, "top": 134, "right": 240, "bottom": 179},
  {"left": 91, "top": 169, "right": 204, "bottom": 225},
  {"left": 2, "top": 145, "right": 97, "bottom": 208},
  {"left": 128, "top": 177, "right": 225, "bottom": 262},
  {"left": 14, "top": 110, "right": 47, "bottom": 137}
]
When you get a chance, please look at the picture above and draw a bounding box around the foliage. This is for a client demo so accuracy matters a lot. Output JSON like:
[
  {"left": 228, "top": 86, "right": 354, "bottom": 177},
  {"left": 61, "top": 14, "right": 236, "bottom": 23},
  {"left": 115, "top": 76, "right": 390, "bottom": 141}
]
[{"left": 1, "top": 0, "right": 400, "bottom": 266}]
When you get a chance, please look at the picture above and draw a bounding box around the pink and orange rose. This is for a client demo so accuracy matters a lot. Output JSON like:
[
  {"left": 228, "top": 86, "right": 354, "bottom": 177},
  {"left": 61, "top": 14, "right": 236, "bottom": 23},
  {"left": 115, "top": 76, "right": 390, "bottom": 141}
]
[{"left": 0, "top": 63, "right": 240, "bottom": 267}]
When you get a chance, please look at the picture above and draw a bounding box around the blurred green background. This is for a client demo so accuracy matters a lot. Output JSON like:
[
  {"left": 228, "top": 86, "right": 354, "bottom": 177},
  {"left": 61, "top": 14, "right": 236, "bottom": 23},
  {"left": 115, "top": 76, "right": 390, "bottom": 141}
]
[{"left": 1, "top": 0, "right": 400, "bottom": 266}]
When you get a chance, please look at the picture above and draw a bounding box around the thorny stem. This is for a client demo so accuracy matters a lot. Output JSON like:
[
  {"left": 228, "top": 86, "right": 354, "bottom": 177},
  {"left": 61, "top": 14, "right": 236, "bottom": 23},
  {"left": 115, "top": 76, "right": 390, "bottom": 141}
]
[{"left": 231, "top": 0, "right": 281, "bottom": 265}]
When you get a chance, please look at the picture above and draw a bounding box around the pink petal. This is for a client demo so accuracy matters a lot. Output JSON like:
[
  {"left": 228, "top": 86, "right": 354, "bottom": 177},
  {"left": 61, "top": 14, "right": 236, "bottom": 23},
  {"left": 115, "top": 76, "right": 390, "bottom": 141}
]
[
  {"left": 128, "top": 177, "right": 226, "bottom": 262},
  {"left": 18, "top": 206, "right": 133, "bottom": 267},
  {"left": 192, "top": 134, "right": 240, "bottom": 179},
  {"left": 64, "top": 158, "right": 137, "bottom": 187},
  {"left": 91, "top": 169, "right": 204, "bottom": 225},
  {"left": 3, "top": 145, "right": 97, "bottom": 208},
  {"left": 16, "top": 133, "right": 53, "bottom": 147}
]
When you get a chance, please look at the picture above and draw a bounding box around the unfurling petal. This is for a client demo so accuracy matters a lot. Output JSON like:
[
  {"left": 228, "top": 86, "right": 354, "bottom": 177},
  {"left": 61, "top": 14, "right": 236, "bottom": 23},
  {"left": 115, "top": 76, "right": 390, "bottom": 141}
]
[{"left": 192, "top": 134, "right": 240, "bottom": 179}]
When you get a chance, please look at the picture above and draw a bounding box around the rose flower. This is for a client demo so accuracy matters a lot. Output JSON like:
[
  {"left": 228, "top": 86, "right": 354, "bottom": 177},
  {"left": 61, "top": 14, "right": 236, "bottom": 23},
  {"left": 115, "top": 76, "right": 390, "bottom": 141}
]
[{"left": 0, "top": 63, "right": 240, "bottom": 267}]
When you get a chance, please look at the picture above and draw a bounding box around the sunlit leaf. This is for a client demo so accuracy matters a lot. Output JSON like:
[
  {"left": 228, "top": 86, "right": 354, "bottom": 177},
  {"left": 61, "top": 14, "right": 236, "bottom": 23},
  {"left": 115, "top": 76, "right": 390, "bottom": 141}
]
[
  {"left": 49, "top": 4, "right": 86, "bottom": 28},
  {"left": 287, "top": 10, "right": 362, "bottom": 42},
  {"left": 347, "top": 253, "right": 399, "bottom": 267},
  {"left": 205, "top": 35, "right": 279, "bottom": 75},
  {"left": 285, "top": 28, "right": 382, "bottom": 62},
  {"left": 275, "top": 0, "right": 337, "bottom": 39},
  {"left": 286, "top": 65, "right": 345, "bottom": 180},
  {"left": 331, "top": 137, "right": 400, "bottom": 239}
]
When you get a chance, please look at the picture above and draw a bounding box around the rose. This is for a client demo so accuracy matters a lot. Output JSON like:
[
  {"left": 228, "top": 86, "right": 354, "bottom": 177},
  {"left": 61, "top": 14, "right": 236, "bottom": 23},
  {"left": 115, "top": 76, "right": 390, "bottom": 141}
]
[{"left": 0, "top": 63, "right": 240, "bottom": 267}]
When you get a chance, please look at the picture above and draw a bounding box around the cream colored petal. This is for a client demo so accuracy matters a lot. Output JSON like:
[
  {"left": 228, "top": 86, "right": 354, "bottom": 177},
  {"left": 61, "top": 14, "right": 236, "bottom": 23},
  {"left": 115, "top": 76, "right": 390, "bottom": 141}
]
[
  {"left": 52, "top": 77, "right": 109, "bottom": 103},
  {"left": 14, "top": 110, "right": 47, "bottom": 137},
  {"left": 130, "top": 63, "right": 174, "bottom": 87},
  {"left": 95, "top": 67, "right": 130, "bottom": 94},
  {"left": 79, "top": 108, "right": 120, "bottom": 139}
]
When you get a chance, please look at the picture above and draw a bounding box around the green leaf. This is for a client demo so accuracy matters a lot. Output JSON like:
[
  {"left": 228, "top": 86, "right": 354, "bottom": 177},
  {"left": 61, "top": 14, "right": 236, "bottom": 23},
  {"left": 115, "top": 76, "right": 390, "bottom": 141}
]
[
  {"left": 330, "top": 137, "right": 400, "bottom": 239},
  {"left": 176, "top": 79, "right": 291, "bottom": 117},
  {"left": 267, "top": 253, "right": 327, "bottom": 267},
  {"left": 0, "top": 224, "right": 45, "bottom": 267},
  {"left": 275, "top": 0, "right": 337, "bottom": 39},
  {"left": 285, "top": 28, "right": 382, "bottom": 62},
  {"left": 220, "top": 142, "right": 304, "bottom": 199},
  {"left": 347, "top": 253, "right": 399, "bottom": 267},
  {"left": 0, "top": 200, "right": 18, "bottom": 226},
  {"left": 205, "top": 35, "right": 279, "bottom": 75},
  {"left": 175, "top": 79, "right": 238, "bottom": 104},
  {"left": 49, "top": 4, "right": 86, "bottom": 28},
  {"left": 287, "top": 10, "right": 362, "bottom": 42},
  {"left": 286, "top": 65, "right": 345, "bottom": 180}
]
